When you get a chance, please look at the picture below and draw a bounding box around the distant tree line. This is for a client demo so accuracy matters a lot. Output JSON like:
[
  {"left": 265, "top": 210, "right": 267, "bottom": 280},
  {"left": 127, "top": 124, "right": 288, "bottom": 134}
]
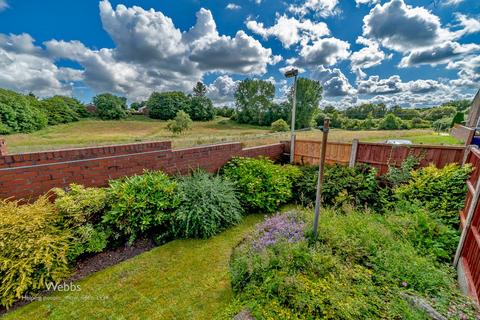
[
  {"left": 0, "top": 78, "right": 471, "bottom": 135},
  {"left": 0, "top": 88, "right": 89, "bottom": 134}
]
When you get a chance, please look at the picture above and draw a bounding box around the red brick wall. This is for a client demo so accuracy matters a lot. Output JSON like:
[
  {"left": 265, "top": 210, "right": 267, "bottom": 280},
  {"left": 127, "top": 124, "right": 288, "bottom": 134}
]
[{"left": 0, "top": 141, "right": 286, "bottom": 201}]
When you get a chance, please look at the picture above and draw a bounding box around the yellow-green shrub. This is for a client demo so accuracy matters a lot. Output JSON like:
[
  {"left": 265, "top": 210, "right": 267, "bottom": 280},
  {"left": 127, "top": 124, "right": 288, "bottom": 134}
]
[{"left": 0, "top": 197, "right": 71, "bottom": 308}]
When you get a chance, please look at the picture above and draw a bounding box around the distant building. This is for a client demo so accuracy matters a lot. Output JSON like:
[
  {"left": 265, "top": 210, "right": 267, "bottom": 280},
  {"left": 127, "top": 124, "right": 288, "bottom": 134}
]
[
  {"left": 85, "top": 104, "right": 97, "bottom": 114},
  {"left": 138, "top": 106, "right": 149, "bottom": 115},
  {"left": 466, "top": 89, "right": 480, "bottom": 128}
]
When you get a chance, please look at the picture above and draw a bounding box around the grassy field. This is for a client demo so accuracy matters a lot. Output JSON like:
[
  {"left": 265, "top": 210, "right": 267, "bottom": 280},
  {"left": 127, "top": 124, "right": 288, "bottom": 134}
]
[
  {"left": 0, "top": 116, "right": 462, "bottom": 154},
  {"left": 3, "top": 214, "right": 263, "bottom": 320}
]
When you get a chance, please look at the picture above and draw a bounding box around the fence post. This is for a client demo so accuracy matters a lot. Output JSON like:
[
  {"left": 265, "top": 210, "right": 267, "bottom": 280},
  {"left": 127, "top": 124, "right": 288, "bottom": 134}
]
[
  {"left": 0, "top": 139, "right": 7, "bottom": 156},
  {"left": 462, "top": 145, "right": 473, "bottom": 166},
  {"left": 349, "top": 139, "right": 358, "bottom": 168}
]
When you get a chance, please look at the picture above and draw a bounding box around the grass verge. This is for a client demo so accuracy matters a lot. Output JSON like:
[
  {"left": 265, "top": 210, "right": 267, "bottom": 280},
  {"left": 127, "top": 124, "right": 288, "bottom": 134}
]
[{"left": 3, "top": 215, "right": 263, "bottom": 320}]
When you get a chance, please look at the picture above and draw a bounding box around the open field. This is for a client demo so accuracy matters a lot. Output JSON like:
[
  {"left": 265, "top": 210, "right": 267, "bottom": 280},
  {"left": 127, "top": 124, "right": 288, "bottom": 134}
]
[
  {"left": 3, "top": 214, "right": 263, "bottom": 320},
  {"left": 0, "top": 116, "right": 462, "bottom": 154}
]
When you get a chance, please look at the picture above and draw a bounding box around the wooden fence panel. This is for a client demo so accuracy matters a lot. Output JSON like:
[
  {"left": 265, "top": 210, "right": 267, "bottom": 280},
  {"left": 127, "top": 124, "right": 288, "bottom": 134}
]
[
  {"left": 294, "top": 140, "right": 351, "bottom": 165},
  {"left": 355, "top": 142, "right": 465, "bottom": 174},
  {"left": 457, "top": 147, "right": 480, "bottom": 304}
]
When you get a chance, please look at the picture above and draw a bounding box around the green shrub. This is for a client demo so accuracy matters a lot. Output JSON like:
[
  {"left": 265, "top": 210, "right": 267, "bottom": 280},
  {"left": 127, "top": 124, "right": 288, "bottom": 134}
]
[
  {"left": 104, "top": 171, "right": 181, "bottom": 243},
  {"left": 171, "top": 171, "right": 243, "bottom": 239},
  {"left": 386, "top": 202, "right": 459, "bottom": 263},
  {"left": 0, "top": 88, "right": 48, "bottom": 133},
  {"left": 67, "top": 224, "right": 110, "bottom": 260},
  {"left": 188, "top": 96, "right": 215, "bottom": 121},
  {"left": 378, "top": 113, "right": 403, "bottom": 130},
  {"left": 394, "top": 163, "right": 471, "bottom": 227},
  {"left": 293, "top": 164, "right": 380, "bottom": 208},
  {"left": 53, "top": 184, "right": 108, "bottom": 226},
  {"left": 0, "top": 197, "right": 71, "bottom": 308},
  {"left": 166, "top": 110, "right": 192, "bottom": 134},
  {"left": 226, "top": 210, "right": 478, "bottom": 319},
  {"left": 382, "top": 155, "right": 419, "bottom": 188},
  {"left": 270, "top": 119, "right": 289, "bottom": 132},
  {"left": 147, "top": 91, "right": 190, "bottom": 120},
  {"left": 53, "top": 184, "right": 110, "bottom": 260},
  {"left": 38, "top": 96, "right": 80, "bottom": 125},
  {"left": 93, "top": 93, "right": 127, "bottom": 120},
  {"left": 221, "top": 157, "right": 295, "bottom": 212}
]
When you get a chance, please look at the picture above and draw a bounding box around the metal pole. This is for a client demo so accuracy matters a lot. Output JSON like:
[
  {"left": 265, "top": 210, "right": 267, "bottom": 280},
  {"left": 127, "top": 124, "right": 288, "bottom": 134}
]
[
  {"left": 290, "top": 75, "right": 297, "bottom": 163},
  {"left": 313, "top": 118, "right": 330, "bottom": 239}
]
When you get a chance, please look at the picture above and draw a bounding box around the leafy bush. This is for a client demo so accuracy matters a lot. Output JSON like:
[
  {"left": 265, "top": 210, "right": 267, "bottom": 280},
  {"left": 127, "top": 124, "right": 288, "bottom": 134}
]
[
  {"left": 67, "top": 224, "right": 110, "bottom": 260},
  {"left": 0, "top": 88, "right": 48, "bottom": 133},
  {"left": 378, "top": 113, "right": 403, "bottom": 130},
  {"left": 385, "top": 202, "right": 459, "bottom": 263},
  {"left": 55, "top": 96, "right": 89, "bottom": 118},
  {"left": 167, "top": 110, "right": 192, "bottom": 134},
  {"left": 226, "top": 210, "right": 479, "bottom": 319},
  {"left": 54, "top": 184, "right": 109, "bottom": 226},
  {"left": 93, "top": 93, "right": 127, "bottom": 120},
  {"left": 394, "top": 163, "right": 471, "bottom": 227},
  {"left": 147, "top": 91, "right": 190, "bottom": 120},
  {"left": 0, "top": 197, "right": 71, "bottom": 308},
  {"left": 53, "top": 184, "right": 110, "bottom": 259},
  {"left": 221, "top": 157, "right": 296, "bottom": 212},
  {"left": 270, "top": 119, "right": 289, "bottom": 132},
  {"left": 188, "top": 96, "right": 215, "bottom": 121},
  {"left": 38, "top": 96, "right": 80, "bottom": 125},
  {"left": 171, "top": 171, "right": 243, "bottom": 239},
  {"left": 383, "top": 155, "right": 419, "bottom": 188},
  {"left": 104, "top": 171, "right": 180, "bottom": 243},
  {"left": 293, "top": 164, "right": 380, "bottom": 208}
]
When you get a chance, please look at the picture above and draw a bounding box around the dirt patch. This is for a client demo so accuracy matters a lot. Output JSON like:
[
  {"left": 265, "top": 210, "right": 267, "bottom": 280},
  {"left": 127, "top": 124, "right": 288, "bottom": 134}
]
[{"left": 0, "top": 238, "right": 156, "bottom": 315}]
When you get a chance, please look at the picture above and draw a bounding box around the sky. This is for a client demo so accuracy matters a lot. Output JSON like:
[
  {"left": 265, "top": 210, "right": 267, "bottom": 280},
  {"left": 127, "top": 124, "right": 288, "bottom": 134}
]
[{"left": 0, "top": 0, "right": 478, "bottom": 108}]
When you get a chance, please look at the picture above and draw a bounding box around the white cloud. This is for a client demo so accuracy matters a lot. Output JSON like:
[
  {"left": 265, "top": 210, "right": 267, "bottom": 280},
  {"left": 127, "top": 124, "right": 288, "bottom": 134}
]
[
  {"left": 43, "top": 1, "right": 276, "bottom": 100},
  {"left": 362, "top": 0, "right": 453, "bottom": 52},
  {"left": 226, "top": 3, "right": 241, "bottom": 10},
  {"left": 454, "top": 14, "right": 480, "bottom": 37},
  {"left": 288, "top": 0, "right": 339, "bottom": 18},
  {"left": 447, "top": 55, "right": 480, "bottom": 88},
  {"left": 291, "top": 37, "right": 350, "bottom": 67},
  {"left": 442, "top": 0, "right": 464, "bottom": 6},
  {"left": 311, "top": 65, "right": 356, "bottom": 97},
  {"left": 206, "top": 75, "right": 239, "bottom": 104},
  {"left": 246, "top": 15, "right": 330, "bottom": 48},
  {"left": 355, "top": 0, "right": 379, "bottom": 6},
  {"left": 350, "top": 36, "right": 390, "bottom": 70},
  {"left": 399, "top": 41, "right": 479, "bottom": 67},
  {"left": 0, "top": 34, "right": 80, "bottom": 97},
  {"left": 357, "top": 75, "right": 403, "bottom": 95},
  {"left": 0, "top": 0, "right": 8, "bottom": 11}
]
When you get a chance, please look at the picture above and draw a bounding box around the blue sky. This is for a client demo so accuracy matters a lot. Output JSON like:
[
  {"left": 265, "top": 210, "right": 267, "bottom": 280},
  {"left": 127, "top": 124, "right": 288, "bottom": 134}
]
[{"left": 0, "top": 0, "right": 478, "bottom": 108}]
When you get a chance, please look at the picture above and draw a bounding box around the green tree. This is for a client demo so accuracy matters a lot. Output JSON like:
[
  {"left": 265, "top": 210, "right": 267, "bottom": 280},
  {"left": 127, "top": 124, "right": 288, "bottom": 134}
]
[
  {"left": 55, "top": 96, "right": 89, "bottom": 118},
  {"left": 188, "top": 96, "right": 215, "bottom": 121},
  {"left": 93, "top": 93, "right": 127, "bottom": 120},
  {"left": 235, "top": 79, "right": 275, "bottom": 125},
  {"left": 0, "top": 88, "right": 48, "bottom": 133},
  {"left": 271, "top": 119, "right": 290, "bottom": 132},
  {"left": 290, "top": 78, "right": 322, "bottom": 129},
  {"left": 451, "top": 112, "right": 465, "bottom": 126},
  {"left": 39, "top": 96, "right": 80, "bottom": 125},
  {"left": 167, "top": 110, "right": 193, "bottom": 134},
  {"left": 130, "top": 101, "right": 145, "bottom": 111},
  {"left": 378, "top": 113, "right": 403, "bottom": 130},
  {"left": 147, "top": 91, "right": 189, "bottom": 120},
  {"left": 423, "top": 106, "right": 456, "bottom": 121},
  {"left": 193, "top": 81, "right": 207, "bottom": 97}
]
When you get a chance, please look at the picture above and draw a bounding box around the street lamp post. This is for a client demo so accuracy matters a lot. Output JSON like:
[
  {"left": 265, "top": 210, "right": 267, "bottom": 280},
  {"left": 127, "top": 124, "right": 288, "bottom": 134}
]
[{"left": 284, "top": 68, "right": 298, "bottom": 164}]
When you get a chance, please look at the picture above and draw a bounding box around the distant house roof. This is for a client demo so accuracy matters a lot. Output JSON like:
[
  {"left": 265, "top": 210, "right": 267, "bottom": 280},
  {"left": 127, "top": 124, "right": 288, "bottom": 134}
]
[
  {"left": 466, "top": 89, "right": 480, "bottom": 128},
  {"left": 85, "top": 104, "right": 97, "bottom": 114}
]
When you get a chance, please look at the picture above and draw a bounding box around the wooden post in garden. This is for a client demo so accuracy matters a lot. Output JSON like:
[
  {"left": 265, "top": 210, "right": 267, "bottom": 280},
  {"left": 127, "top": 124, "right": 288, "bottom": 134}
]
[
  {"left": 313, "top": 118, "right": 330, "bottom": 239},
  {"left": 349, "top": 139, "right": 359, "bottom": 168},
  {"left": 0, "top": 139, "right": 7, "bottom": 156}
]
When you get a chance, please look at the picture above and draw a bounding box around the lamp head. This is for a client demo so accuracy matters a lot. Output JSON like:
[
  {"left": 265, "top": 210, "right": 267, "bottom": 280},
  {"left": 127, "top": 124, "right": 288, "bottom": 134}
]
[{"left": 284, "top": 68, "right": 299, "bottom": 78}]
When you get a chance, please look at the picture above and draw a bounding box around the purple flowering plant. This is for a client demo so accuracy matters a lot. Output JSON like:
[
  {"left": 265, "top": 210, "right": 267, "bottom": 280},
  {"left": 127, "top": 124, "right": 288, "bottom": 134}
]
[{"left": 250, "top": 211, "right": 307, "bottom": 251}]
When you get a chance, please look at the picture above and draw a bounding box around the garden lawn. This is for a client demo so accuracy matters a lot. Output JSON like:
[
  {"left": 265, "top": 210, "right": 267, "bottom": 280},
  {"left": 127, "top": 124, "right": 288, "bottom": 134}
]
[{"left": 3, "top": 215, "right": 263, "bottom": 320}]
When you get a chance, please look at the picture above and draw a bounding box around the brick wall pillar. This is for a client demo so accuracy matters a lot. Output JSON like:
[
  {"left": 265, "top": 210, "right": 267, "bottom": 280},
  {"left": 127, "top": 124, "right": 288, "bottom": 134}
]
[{"left": 0, "top": 139, "right": 7, "bottom": 156}]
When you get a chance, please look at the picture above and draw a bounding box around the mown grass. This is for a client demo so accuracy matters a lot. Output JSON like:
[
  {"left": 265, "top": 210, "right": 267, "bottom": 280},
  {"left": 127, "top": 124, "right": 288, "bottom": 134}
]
[
  {"left": 0, "top": 116, "right": 462, "bottom": 154},
  {"left": 3, "top": 214, "right": 263, "bottom": 320}
]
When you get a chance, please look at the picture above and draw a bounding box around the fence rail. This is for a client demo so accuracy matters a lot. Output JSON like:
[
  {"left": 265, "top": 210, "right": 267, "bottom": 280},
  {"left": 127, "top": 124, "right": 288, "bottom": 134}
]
[{"left": 294, "top": 139, "right": 465, "bottom": 174}]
